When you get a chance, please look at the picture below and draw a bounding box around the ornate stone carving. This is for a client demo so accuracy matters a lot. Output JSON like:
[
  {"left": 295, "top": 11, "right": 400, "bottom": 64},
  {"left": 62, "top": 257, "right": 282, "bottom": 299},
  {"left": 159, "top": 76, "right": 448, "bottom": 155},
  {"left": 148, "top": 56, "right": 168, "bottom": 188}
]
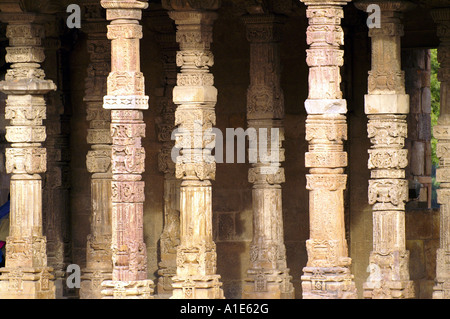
[
  {"left": 99, "top": 0, "right": 154, "bottom": 299},
  {"left": 241, "top": 13, "right": 294, "bottom": 299},
  {"left": 79, "top": 0, "right": 113, "bottom": 299},
  {"left": 40, "top": 14, "right": 73, "bottom": 299},
  {"left": 300, "top": 0, "right": 357, "bottom": 299},
  {"left": 162, "top": 0, "right": 221, "bottom": 11},
  {"left": 0, "top": 12, "right": 56, "bottom": 299},
  {"left": 146, "top": 9, "right": 182, "bottom": 298},
  {"left": 431, "top": 7, "right": 450, "bottom": 300},
  {"left": 167, "top": 6, "right": 224, "bottom": 299},
  {"left": 356, "top": 1, "right": 414, "bottom": 299}
]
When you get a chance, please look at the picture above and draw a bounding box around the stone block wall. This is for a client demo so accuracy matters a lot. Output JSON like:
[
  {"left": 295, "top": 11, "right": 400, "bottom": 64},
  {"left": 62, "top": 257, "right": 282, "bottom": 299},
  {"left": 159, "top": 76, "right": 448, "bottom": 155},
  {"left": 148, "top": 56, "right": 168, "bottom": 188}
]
[
  {"left": 406, "top": 208, "right": 440, "bottom": 298},
  {"left": 403, "top": 49, "right": 433, "bottom": 208}
]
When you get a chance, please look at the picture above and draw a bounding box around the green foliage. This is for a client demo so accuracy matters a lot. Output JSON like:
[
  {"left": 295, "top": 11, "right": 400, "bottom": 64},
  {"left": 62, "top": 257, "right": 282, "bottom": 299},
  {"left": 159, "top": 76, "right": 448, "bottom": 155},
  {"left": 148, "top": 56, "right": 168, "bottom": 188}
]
[{"left": 431, "top": 48, "right": 440, "bottom": 167}]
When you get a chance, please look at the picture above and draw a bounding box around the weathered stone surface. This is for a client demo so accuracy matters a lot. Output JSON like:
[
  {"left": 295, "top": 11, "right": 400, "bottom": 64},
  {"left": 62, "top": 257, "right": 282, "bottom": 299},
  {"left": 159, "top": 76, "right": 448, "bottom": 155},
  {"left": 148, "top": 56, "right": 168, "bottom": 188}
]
[
  {"left": 78, "top": 1, "right": 114, "bottom": 299},
  {"left": 357, "top": 0, "right": 414, "bottom": 299},
  {"left": 431, "top": 7, "right": 450, "bottom": 300},
  {"left": 0, "top": 12, "right": 56, "bottom": 299},
  {"left": 100, "top": 0, "right": 154, "bottom": 299},
  {"left": 240, "top": 13, "right": 294, "bottom": 299},
  {"left": 166, "top": 3, "right": 224, "bottom": 299},
  {"left": 299, "top": 0, "right": 356, "bottom": 299},
  {"left": 147, "top": 9, "right": 181, "bottom": 298}
]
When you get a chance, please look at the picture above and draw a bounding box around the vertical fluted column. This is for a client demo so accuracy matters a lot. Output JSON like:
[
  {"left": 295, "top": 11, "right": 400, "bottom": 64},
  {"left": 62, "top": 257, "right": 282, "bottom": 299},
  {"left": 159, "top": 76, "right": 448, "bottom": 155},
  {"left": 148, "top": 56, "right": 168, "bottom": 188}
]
[
  {"left": 431, "top": 7, "right": 450, "bottom": 300},
  {"left": 241, "top": 14, "right": 294, "bottom": 299},
  {"left": 299, "top": 0, "right": 357, "bottom": 299},
  {"left": 79, "top": 1, "right": 113, "bottom": 299},
  {"left": 100, "top": 0, "right": 154, "bottom": 299},
  {"left": 149, "top": 11, "right": 181, "bottom": 297},
  {"left": 163, "top": 0, "right": 224, "bottom": 299},
  {"left": 0, "top": 12, "right": 56, "bottom": 299},
  {"left": 355, "top": 1, "right": 414, "bottom": 299}
]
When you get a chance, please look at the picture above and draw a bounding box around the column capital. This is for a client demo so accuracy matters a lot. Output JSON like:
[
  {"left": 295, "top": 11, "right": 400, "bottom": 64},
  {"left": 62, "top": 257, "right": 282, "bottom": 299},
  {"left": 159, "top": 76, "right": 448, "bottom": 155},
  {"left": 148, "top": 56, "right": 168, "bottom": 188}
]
[
  {"left": 241, "top": 14, "right": 287, "bottom": 43},
  {"left": 354, "top": 0, "right": 416, "bottom": 12},
  {"left": 431, "top": 8, "right": 450, "bottom": 44},
  {"left": 162, "top": 0, "right": 221, "bottom": 11},
  {"left": 300, "top": 0, "right": 351, "bottom": 6},
  {"left": 100, "top": 0, "right": 148, "bottom": 10}
]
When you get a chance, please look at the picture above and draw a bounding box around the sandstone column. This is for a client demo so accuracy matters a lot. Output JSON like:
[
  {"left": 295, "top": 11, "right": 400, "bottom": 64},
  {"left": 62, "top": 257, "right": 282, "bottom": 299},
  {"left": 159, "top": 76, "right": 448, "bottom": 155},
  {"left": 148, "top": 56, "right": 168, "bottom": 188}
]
[
  {"left": 162, "top": 0, "right": 224, "bottom": 299},
  {"left": 299, "top": 0, "right": 357, "bottom": 299},
  {"left": 79, "top": 1, "right": 113, "bottom": 299},
  {"left": 147, "top": 10, "right": 181, "bottom": 297},
  {"left": 100, "top": 0, "right": 154, "bottom": 299},
  {"left": 431, "top": 7, "right": 450, "bottom": 299},
  {"left": 355, "top": 1, "right": 414, "bottom": 299},
  {"left": 42, "top": 15, "right": 72, "bottom": 299},
  {"left": 241, "top": 13, "right": 294, "bottom": 299},
  {"left": 0, "top": 11, "right": 56, "bottom": 299}
]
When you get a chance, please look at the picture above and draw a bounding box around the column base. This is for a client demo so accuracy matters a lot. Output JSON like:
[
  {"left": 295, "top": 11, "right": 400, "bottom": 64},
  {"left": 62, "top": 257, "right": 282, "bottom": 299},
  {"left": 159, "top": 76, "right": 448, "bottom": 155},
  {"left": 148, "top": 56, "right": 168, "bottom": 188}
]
[
  {"left": 432, "top": 248, "right": 450, "bottom": 299},
  {"left": 0, "top": 267, "right": 55, "bottom": 299},
  {"left": 432, "top": 280, "right": 450, "bottom": 299},
  {"left": 101, "top": 279, "right": 154, "bottom": 299},
  {"left": 157, "top": 267, "right": 176, "bottom": 298},
  {"left": 363, "top": 280, "right": 414, "bottom": 299},
  {"left": 242, "top": 269, "right": 294, "bottom": 299},
  {"left": 80, "top": 269, "right": 112, "bottom": 299},
  {"left": 171, "top": 275, "right": 224, "bottom": 299},
  {"left": 301, "top": 267, "right": 357, "bottom": 299}
]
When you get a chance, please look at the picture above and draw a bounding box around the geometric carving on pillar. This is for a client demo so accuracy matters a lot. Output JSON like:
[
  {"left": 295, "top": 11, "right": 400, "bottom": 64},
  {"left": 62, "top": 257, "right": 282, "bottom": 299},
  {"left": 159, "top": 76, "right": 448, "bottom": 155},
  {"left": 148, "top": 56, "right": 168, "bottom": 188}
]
[
  {"left": 431, "top": 7, "right": 450, "bottom": 299},
  {"left": 300, "top": 0, "right": 357, "bottom": 299},
  {"left": 241, "top": 13, "right": 294, "bottom": 299},
  {"left": 355, "top": 0, "right": 415, "bottom": 299},
  {"left": 163, "top": 0, "right": 224, "bottom": 299},
  {"left": 147, "top": 9, "right": 181, "bottom": 298},
  {"left": 0, "top": 11, "right": 56, "bottom": 299},
  {"left": 100, "top": 0, "right": 154, "bottom": 299},
  {"left": 42, "top": 14, "right": 72, "bottom": 299},
  {"left": 79, "top": 0, "right": 113, "bottom": 299}
]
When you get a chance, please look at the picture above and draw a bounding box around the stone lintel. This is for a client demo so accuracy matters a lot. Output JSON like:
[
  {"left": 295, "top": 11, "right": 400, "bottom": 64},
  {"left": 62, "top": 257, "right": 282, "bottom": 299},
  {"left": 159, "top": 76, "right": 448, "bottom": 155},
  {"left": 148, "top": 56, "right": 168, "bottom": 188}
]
[
  {"left": 354, "top": 0, "right": 416, "bottom": 13},
  {"left": 0, "top": 12, "right": 48, "bottom": 24}
]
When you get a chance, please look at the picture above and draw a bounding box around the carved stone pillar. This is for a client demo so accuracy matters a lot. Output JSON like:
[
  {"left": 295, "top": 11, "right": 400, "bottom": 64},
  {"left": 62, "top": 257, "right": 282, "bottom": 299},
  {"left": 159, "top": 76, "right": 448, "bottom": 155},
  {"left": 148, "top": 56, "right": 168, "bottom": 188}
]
[
  {"left": 100, "top": 0, "right": 154, "bottom": 299},
  {"left": 0, "top": 12, "right": 56, "bottom": 299},
  {"left": 241, "top": 14, "right": 294, "bottom": 299},
  {"left": 355, "top": 0, "right": 414, "bottom": 299},
  {"left": 42, "top": 15, "right": 72, "bottom": 299},
  {"left": 79, "top": 1, "right": 113, "bottom": 299},
  {"left": 162, "top": 0, "right": 224, "bottom": 299},
  {"left": 431, "top": 7, "right": 450, "bottom": 299},
  {"left": 147, "top": 10, "right": 181, "bottom": 298},
  {"left": 299, "top": 0, "right": 357, "bottom": 299}
]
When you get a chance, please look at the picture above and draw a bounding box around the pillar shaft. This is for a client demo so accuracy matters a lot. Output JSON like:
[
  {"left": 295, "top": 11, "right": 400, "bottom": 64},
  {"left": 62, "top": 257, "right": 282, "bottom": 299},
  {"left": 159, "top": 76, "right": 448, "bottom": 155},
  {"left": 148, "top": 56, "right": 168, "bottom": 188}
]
[
  {"left": 163, "top": 0, "right": 224, "bottom": 299},
  {"left": 300, "top": 0, "right": 357, "bottom": 299},
  {"left": 355, "top": 1, "right": 414, "bottom": 299},
  {"left": 100, "top": 0, "right": 154, "bottom": 299},
  {"left": 431, "top": 7, "right": 450, "bottom": 299},
  {"left": 241, "top": 14, "right": 294, "bottom": 299},
  {"left": 42, "top": 16, "right": 72, "bottom": 299},
  {"left": 0, "top": 12, "right": 56, "bottom": 299},
  {"left": 79, "top": 1, "right": 113, "bottom": 299},
  {"left": 149, "top": 11, "right": 181, "bottom": 298}
]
